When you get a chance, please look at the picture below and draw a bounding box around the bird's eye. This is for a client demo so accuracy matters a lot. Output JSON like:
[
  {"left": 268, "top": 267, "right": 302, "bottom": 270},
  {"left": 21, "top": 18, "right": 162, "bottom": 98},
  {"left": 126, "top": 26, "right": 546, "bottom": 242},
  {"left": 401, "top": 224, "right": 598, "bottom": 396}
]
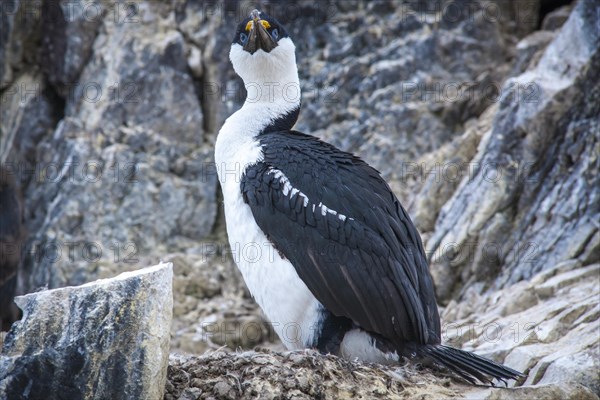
[
  {"left": 240, "top": 32, "right": 248, "bottom": 44},
  {"left": 271, "top": 29, "right": 279, "bottom": 40}
]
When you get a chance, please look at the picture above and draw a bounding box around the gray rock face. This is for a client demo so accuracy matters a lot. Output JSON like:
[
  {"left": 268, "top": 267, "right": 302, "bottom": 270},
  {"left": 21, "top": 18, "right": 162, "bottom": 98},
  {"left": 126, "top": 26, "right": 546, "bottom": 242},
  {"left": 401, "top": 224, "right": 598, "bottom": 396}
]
[
  {"left": 0, "top": 165, "right": 25, "bottom": 330},
  {"left": 0, "top": 262, "right": 173, "bottom": 400},
  {"left": 0, "top": 2, "right": 217, "bottom": 293},
  {"left": 286, "top": 0, "right": 539, "bottom": 183},
  {"left": 0, "top": 1, "right": 41, "bottom": 89},
  {"left": 427, "top": 0, "right": 600, "bottom": 298},
  {"left": 19, "top": 118, "right": 216, "bottom": 290},
  {"left": 0, "top": 72, "right": 61, "bottom": 169},
  {"left": 40, "top": 0, "right": 103, "bottom": 96},
  {"left": 69, "top": 5, "right": 203, "bottom": 143}
]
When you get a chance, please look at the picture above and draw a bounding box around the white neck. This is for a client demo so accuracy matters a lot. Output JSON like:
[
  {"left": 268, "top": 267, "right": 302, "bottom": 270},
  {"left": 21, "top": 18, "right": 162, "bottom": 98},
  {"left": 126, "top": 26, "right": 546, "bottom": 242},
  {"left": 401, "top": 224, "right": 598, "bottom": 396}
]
[
  {"left": 242, "top": 69, "right": 300, "bottom": 108},
  {"left": 229, "top": 37, "right": 301, "bottom": 127},
  {"left": 215, "top": 37, "right": 301, "bottom": 175}
]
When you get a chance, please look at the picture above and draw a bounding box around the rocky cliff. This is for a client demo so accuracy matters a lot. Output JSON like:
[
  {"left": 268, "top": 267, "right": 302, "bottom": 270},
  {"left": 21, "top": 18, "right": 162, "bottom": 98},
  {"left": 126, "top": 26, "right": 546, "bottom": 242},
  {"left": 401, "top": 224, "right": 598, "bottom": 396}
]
[{"left": 1, "top": 0, "right": 598, "bottom": 399}]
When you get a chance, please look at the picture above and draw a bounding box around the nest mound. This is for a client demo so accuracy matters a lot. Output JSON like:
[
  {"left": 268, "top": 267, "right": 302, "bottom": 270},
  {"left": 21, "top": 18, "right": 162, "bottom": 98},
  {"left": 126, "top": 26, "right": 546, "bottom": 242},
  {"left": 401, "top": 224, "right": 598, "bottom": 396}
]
[{"left": 165, "top": 348, "right": 459, "bottom": 400}]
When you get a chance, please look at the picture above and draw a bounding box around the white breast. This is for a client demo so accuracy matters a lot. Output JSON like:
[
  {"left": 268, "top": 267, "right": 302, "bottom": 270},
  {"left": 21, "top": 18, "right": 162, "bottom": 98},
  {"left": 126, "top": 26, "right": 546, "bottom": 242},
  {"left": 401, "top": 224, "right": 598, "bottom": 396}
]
[
  {"left": 340, "top": 329, "right": 400, "bottom": 364},
  {"left": 215, "top": 109, "right": 322, "bottom": 350}
]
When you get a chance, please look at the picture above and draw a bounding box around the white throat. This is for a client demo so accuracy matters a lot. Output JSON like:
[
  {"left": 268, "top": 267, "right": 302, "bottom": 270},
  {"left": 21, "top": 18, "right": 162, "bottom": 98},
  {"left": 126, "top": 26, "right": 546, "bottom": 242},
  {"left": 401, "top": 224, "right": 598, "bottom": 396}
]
[
  {"left": 230, "top": 37, "right": 300, "bottom": 117},
  {"left": 215, "top": 37, "right": 301, "bottom": 172}
]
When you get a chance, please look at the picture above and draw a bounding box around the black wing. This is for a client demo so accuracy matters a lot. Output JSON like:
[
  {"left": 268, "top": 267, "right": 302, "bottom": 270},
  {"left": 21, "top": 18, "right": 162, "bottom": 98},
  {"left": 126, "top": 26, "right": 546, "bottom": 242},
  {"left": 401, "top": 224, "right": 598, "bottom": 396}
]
[{"left": 241, "top": 131, "right": 441, "bottom": 346}]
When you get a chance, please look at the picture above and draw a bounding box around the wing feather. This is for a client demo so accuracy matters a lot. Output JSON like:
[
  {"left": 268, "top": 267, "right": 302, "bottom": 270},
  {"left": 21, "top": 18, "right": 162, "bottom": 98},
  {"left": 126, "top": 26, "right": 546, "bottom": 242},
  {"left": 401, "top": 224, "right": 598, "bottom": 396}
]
[{"left": 241, "top": 131, "right": 441, "bottom": 346}]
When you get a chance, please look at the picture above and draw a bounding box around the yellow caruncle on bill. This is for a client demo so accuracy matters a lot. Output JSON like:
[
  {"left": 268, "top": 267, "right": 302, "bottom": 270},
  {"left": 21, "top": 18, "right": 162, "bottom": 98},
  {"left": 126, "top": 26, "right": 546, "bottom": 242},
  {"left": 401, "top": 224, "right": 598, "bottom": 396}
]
[{"left": 245, "top": 19, "right": 271, "bottom": 31}]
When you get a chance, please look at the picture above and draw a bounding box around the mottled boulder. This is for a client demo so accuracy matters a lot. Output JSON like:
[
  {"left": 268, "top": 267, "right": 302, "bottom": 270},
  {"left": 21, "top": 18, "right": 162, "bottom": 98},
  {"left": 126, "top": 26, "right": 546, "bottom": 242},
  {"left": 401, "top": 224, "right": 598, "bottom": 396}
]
[{"left": 0, "top": 262, "right": 173, "bottom": 400}]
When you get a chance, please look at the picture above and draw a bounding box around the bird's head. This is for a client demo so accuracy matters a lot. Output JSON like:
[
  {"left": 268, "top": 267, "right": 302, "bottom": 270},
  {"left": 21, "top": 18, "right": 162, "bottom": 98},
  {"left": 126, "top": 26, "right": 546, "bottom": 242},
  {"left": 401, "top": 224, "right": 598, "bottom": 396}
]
[{"left": 230, "top": 9, "right": 299, "bottom": 96}]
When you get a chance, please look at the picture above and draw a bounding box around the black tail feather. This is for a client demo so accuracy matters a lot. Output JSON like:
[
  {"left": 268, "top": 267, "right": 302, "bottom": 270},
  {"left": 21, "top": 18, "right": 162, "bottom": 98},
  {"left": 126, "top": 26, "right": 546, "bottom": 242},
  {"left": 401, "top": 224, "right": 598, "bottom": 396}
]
[
  {"left": 423, "top": 346, "right": 492, "bottom": 385},
  {"left": 418, "top": 344, "right": 525, "bottom": 385}
]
